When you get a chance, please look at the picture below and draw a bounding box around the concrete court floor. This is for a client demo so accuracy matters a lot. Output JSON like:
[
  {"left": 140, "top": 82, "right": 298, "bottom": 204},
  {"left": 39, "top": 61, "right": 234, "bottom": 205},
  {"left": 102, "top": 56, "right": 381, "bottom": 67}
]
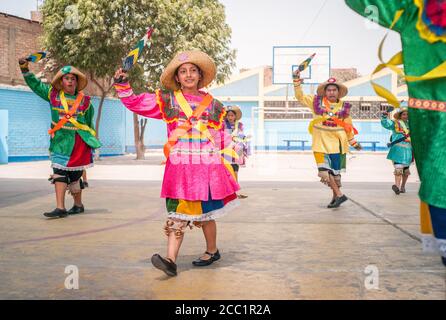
[{"left": 0, "top": 153, "right": 445, "bottom": 300}]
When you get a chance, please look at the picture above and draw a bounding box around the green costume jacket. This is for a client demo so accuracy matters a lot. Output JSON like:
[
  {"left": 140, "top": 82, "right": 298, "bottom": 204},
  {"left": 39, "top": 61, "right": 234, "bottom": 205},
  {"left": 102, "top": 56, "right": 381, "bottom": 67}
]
[{"left": 23, "top": 72, "right": 101, "bottom": 169}]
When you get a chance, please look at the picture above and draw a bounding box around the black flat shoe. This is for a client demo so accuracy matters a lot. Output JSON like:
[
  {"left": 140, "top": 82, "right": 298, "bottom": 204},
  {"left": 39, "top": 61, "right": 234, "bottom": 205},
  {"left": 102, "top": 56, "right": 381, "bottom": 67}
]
[
  {"left": 328, "top": 195, "right": 348, "bottom": 208},
  {"left": 192, "top": 250, "right": 221, "bottom": 267},
  {"left": 68, "top": 205, "right": 84, "bottom": 215},
  {"left": 151, "top": 254, "right": 177, "bottom": 276},
  {"left": 392, "top": 185, "right": 400, "bottom": 195},
  {"left": 43, "top": 208, "right": 68, "bottom": 218},
  {"left": 328, "top": 198, "right": 336, "bottom": 207}
]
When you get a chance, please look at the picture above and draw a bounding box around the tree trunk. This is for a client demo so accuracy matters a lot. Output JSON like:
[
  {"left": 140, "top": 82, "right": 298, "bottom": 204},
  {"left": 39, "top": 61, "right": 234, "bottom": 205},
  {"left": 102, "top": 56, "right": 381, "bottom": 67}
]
[
  {"left": 93, "top": 92, "right": 106, "bottom": 160},
  {"left": 133, "top": 113, "right": 147, "bottom": 160},
  {"left": 91, "top": 75, "right": 114, "bottom": 161}
]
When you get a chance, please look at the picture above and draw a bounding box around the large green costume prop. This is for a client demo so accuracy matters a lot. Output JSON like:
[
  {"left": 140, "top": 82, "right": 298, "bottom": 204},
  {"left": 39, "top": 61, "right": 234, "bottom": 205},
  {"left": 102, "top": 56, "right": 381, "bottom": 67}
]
[{"left": 345, "top": 0, "right": 446, "bottom": 265}]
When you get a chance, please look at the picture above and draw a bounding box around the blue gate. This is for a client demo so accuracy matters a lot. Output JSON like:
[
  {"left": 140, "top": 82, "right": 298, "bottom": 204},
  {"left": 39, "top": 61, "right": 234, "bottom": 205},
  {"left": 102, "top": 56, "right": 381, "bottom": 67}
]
[{"left": 0, "top": 110, "right": 8, "bottom": 164}]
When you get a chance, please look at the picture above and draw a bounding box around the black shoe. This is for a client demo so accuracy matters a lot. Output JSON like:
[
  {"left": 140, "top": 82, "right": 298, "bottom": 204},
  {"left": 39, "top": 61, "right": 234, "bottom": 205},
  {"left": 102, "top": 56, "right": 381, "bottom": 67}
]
[
  {"left": 328, "top": 195, "right": 348, "bottom": 208},
  {"left": 68, "top": 205, "right": 84, "bottom": 215},
  {"left": 442, "top": 257, "right": 446, "bottom": 267},
  {"left": 151, "top": 254, "right": 177, "bottom": 276},
  {"left": 328, "top": 198, "right": 336, "bottom": 207},
  {"left": 43, "top": 208, "right": 68, "bottom": 218},
  {"left": 192, "top": 250, "right": 221, "bottom": 267},
  {"left": 392, "top": 185, "right": 400, "bottom": 195}
]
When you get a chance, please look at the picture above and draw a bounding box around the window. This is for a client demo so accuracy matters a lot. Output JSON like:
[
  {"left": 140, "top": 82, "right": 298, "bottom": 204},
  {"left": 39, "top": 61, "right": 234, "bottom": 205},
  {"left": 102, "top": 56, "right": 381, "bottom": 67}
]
[{"left": 359, "top": 103, "right": 371, "bottom": 112}]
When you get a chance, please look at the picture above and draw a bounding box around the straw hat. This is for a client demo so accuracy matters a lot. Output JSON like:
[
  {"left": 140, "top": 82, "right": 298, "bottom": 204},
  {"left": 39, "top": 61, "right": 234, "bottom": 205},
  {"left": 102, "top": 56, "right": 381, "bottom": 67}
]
[
  {"left": 393, "top": 108, "right": 409, "bottom": 120},
  {"left": 51, "top": 65, "right": 88, "bottom": 91},
  {"left": 160, "top": 50, "right": 216, "bottom": 91},
  {"left": 317, "top": 77, "right": 348, "bottom": 99},
  {"left": 225, "top": 105, "right": 242, "bottom": 121}
]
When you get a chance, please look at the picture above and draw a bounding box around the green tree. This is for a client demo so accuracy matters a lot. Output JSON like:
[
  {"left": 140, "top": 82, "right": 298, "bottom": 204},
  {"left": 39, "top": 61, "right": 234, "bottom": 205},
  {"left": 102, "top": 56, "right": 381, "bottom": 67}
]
[{"left": 40, "top": 0, "right": 236, "bottom": 159}]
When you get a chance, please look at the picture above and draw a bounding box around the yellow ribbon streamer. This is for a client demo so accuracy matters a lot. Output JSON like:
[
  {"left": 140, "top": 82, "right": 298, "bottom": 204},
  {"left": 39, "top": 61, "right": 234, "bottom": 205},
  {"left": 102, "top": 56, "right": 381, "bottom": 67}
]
[
  {"left": 371, "top": 10, "right": 446, "bottom": 109},
  {"left": 308, "top": 117, "right": 328, "bottom": 134}
]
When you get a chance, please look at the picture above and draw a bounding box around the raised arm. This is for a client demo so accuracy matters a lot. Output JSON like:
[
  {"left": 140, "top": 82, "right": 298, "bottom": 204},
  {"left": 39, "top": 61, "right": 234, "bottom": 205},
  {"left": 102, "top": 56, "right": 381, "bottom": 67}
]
[
  {"left": 380, "top": 113, "right": 395, "bottom": 131},
  {"left": 293, "top": 70, "right": 315, "bottom": 112},
  {"left": 19, "top": 58, "right": 51, "bottom": 102},
  {"left": 113, "top": 68, "right": 162, "bottom": 119}
]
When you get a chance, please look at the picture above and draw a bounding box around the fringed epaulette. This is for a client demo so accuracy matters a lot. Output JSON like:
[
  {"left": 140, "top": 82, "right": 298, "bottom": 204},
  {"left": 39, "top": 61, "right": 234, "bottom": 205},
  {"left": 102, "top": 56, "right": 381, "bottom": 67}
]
[
  {"left": 337, "top": 102, "right": 352, "bottom": 118},
  {"left": 208, "top": 98, "right": 226, "bottom": 130},
  {"left": 156, "top": 89, "right": 179, "bottom": 124},
  {"left": 313, "top": 96, "right": 324, "bottom": 115}
]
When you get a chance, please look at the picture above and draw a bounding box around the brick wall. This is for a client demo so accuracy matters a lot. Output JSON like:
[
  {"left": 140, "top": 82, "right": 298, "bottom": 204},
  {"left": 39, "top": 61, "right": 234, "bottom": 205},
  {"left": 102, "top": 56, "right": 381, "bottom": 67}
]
[
  {"left": 0, "top": 13, "right": 43, "bottom": 86},
  {"left": 0, "top": 12, "right": 112, "bottom": 97}
]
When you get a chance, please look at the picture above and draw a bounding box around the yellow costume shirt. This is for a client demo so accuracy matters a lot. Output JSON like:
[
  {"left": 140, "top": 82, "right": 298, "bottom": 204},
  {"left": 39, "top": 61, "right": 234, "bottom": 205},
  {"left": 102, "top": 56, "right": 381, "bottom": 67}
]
[{"left": 294, "top": 84, "right": 356, "bottom": 154}]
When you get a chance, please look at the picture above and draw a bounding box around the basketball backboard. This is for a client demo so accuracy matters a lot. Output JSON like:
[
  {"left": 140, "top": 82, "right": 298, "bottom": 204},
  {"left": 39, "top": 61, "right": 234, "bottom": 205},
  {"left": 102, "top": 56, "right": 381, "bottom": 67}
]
[{"left": 273, "top": 46, "right": 331, "bottom": 85}]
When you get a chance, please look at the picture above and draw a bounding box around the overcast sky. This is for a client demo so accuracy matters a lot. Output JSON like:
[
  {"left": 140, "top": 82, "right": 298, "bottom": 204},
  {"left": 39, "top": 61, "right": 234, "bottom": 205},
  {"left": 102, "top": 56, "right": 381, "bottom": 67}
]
[{"left": 0, "top": 0, "right": 402, "bottom": 76}]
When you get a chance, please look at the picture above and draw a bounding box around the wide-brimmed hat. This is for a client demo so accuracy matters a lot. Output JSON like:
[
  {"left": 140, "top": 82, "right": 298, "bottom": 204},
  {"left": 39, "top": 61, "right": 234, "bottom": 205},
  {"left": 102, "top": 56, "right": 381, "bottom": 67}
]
[
  {"left": 51, "top": 65, "right": 88, "bottom": 91},
  {"left": 393, "top": 108, "right": 409, "bottom": 120},
  {"left": 160, "top": 50, "right": 216, "bottom": 91},
  {"left": 317, "top": 77, "right": 348, "bottom": 99},
  {"left": 225, "top": 105, "right": 242, "bottom": 121}
]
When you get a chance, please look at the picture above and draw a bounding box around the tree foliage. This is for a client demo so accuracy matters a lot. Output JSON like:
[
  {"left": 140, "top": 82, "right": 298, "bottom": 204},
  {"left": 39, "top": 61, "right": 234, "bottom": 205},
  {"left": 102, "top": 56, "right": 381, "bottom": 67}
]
[{"left": 40, "top": 0, "right": 236, "bottom": 92}]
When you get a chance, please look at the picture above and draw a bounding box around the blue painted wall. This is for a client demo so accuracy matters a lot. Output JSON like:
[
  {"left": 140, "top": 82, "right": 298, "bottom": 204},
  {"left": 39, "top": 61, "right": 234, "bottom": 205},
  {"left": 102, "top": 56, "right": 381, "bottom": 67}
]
[
  {"left": 0, "top": 86, "right": 126, "bottom": 161},
  {"left": 0, "top": 110, "right": 8, "bottom": 164},
  {"left": 124, "top": 108, "right": 167, "bottom": 151},
  {"left": 91, "top": 97, "right": 126, "bottom": 155},
  {"left": 262, "top": 120, "right": 392, "bottom": 151}
]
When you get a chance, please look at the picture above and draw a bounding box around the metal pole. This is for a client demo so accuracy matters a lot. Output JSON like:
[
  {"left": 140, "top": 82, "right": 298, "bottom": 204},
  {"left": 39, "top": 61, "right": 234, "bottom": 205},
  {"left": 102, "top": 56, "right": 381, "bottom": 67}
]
[{"left": 285, "top": 85, "right": 289, "bottom": 112}]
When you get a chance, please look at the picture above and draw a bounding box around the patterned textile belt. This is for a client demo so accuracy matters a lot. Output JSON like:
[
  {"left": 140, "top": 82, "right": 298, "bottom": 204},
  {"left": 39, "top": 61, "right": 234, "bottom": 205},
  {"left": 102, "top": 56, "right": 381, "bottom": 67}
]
[
  {"left": 51, "top": 121, "right": 79, "bottom": 131},
  {"left": 409, "top": 98, "right": 446, "bottom": 112},
  {"left": 394, "top": 143, "right": 412, "bottom": 148},
  {"left": 170, "top": 148, "right": 218, "bottom": 155},
  {"left": 313, "top": 125, "right": 344, "bottom": 132},
  {"left": 322, "top": 120, "right": 337, "bottom": 127}
]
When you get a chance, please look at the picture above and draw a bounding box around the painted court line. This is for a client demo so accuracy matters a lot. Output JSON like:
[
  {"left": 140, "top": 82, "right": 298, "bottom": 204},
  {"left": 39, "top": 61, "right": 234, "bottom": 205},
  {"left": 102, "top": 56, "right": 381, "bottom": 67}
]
[
  {"left": 349, "top": 197, "right": 421, "bottom": 243},
  {"left": 0, "top": 211, "right": 163, "bottom": 247}
]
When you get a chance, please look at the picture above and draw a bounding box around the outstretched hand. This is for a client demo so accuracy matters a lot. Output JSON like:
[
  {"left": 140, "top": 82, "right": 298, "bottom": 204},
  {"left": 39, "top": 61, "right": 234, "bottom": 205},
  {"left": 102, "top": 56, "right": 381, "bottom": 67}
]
[
  {"left": 292, "top": 69, "right": 303, "bottom": 86},
  {"left": 293, "top": 69, "right": 301, "bottom": 79},
  {"left": 114, "top": 68, "right": 128, "bottom": 83},
  {"left": 18, "top": 57, "right": 29, "bottom": 72},
  {"left": 18, "top": 57, "right": 28, "bottom": 65}
]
